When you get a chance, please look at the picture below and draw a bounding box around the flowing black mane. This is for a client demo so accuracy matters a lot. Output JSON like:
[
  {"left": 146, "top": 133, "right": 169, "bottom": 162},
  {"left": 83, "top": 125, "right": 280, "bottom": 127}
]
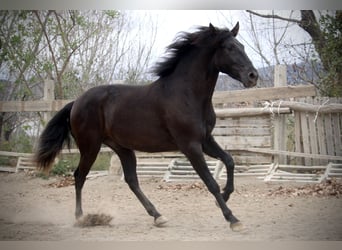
[{"left": 153, "top": 25, "right": 231, "bottom": 78}]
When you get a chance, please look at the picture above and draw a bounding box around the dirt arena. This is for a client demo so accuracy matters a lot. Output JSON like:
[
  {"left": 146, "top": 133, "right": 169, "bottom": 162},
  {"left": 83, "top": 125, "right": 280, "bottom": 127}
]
[{"left": 0, "top": 171, "right": 341, "bottom": 241}]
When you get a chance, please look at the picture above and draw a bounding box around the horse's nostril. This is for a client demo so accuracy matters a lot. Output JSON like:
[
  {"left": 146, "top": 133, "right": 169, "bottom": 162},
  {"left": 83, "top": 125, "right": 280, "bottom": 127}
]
[{"left": 248, "top": 71, "right": 258, "bottom": 81}]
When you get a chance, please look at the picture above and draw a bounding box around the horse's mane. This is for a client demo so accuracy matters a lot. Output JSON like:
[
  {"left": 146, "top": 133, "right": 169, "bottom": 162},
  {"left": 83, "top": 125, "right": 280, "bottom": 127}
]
[{"left": 152, "top": 25, "right": 230, "bottom": 78}]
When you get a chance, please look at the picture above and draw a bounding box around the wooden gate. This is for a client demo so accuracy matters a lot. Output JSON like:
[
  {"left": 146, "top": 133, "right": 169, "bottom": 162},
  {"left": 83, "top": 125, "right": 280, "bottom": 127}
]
[
  {"left": 293, "top": 97, "right": 342, "bottom": 166},
  {"left": 268, "top": 97, "right": 342, "bottom": 166}
]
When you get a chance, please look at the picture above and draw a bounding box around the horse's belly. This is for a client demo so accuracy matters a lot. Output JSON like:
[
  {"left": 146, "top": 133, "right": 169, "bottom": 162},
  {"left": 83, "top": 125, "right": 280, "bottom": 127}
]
[{"left": 110, "top": 125, "right": 178, "bottom": 152}]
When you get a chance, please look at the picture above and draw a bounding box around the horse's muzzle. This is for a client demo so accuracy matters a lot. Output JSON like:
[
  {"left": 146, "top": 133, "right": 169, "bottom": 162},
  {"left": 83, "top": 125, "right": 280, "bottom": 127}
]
[{"left": 243, "top": 69, "right": 258, "bottom": 88}]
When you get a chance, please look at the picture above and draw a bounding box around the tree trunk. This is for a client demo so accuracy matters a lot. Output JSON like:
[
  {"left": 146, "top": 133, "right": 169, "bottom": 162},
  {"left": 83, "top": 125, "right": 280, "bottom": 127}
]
[{"left": 298, "top": 10, "right": 327, "bottom": 70}]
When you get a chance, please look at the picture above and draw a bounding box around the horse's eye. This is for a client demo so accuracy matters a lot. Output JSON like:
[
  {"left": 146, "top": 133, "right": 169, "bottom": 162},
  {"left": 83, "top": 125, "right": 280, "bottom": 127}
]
[{"left": 224, "top": 46, "right": 233, "bottom": 52}]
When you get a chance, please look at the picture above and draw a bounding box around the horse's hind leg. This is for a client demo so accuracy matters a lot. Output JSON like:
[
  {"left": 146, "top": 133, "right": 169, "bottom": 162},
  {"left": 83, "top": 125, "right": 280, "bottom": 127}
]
[
  {"left": 74, "top": 143, "right": 101, "bottom": 219},
  {"left": 114, "top": 147, "right": 167, "bottom": 226}
]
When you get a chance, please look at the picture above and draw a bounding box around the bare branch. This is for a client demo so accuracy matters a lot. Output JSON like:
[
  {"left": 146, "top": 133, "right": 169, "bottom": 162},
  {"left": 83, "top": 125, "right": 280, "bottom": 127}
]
[
  {"left": 247, "top": 12, "right": 271, "bottom": 66},
  {"left": 34, "top": 11, "right": 58, "bottom": 79},
  {"left": 246, "top": 10, "right": 301, "bottom": 24}
]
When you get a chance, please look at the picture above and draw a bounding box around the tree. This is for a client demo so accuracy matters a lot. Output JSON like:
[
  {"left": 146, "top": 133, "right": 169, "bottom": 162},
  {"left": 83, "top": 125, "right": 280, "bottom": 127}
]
[
  {"left": 124, "top": 12, "right": 158, "bottom": 84},
  {"left": 0, "top": 10, "right": 158, "bottom": 150},
  {"left": 237, "top": 10, "right": 296, "bottom": 86},
  {"left": 0, "top": 11, "right": 45, "bottom": 148},
  {"left": 34, "top": 10, "right": 79, "bottom": 99},
  {"left": 318, "top": 11, "right": 342, "bottom": 96},
  {"left": 246, "top": 10, "right": 342, "bottom": 96}
]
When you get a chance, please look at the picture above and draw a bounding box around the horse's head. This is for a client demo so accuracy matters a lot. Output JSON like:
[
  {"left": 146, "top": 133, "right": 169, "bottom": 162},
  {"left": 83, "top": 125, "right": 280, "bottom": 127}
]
[{"left": 212, "top": 23, "right": 258, "bottom": 88}]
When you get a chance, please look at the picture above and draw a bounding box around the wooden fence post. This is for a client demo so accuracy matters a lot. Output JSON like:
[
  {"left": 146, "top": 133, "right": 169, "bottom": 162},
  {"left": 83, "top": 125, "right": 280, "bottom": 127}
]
[
  {"left": 43, "top": 79, "right": 54, "bottom": 124},
  {"left": 273, "top": 65, "right": 287, "bottom": 164}
]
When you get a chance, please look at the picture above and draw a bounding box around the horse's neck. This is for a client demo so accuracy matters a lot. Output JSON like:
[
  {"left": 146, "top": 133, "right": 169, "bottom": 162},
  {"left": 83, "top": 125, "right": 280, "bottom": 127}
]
[{"left": 171, "top": 49, "right": 219, "bottom": 99}]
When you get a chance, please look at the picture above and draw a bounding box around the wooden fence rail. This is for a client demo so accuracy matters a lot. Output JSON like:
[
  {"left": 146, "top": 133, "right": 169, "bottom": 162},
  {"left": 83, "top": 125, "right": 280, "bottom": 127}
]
[
  {"left": 0, "top": 99, "right": 73, "bottom": 112},
  {"left": 0, "top": 85, "right": 316, "bottom": 112},
  {"left": 272, "top": 100, "right": 342, "bottom": 113},
  {"left": 212, "top": 85, "right": 316, "bottom": 104}
]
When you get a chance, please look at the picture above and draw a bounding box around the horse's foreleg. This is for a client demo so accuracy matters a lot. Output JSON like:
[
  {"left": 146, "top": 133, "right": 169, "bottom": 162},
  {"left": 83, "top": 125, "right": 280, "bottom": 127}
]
[
  {"left": 202, "top": 136, "right": 235, "bottom": 202},
  {"left": 116, "top": 148, "right": 167, "bottom": 226},
  {"left": 182, "top": 142, "right": 243, "bottom": 231}
]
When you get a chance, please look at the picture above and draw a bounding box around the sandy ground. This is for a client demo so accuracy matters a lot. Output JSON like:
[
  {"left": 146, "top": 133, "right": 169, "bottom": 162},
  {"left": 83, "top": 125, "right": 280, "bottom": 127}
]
[{"left": 0, "top": 171, "right": 341, "bottom": 241}]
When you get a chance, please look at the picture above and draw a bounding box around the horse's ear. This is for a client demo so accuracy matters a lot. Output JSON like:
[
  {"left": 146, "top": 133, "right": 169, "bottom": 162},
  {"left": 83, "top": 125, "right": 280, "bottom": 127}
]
[
  {"left": 209, "top": 23, "right": 217, "bottom": 33},
  {"left": 231, "top": 22, "right": 239, "bottom": 37}
]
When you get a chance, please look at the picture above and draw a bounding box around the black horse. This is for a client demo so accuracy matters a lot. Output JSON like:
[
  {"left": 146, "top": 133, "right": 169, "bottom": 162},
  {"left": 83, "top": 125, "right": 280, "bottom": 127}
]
[{"left": 34, "top": 23, "right": 258, "bottom": 231}]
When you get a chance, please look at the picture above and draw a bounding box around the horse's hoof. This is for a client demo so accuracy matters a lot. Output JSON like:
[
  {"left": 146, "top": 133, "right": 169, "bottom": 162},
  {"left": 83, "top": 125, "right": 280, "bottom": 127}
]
[
  {"left": 230, "top": 221, "right": 245, "bottom": 232},
  {"left": 154, "top": 215, "right": 168, "bottom": 227}
]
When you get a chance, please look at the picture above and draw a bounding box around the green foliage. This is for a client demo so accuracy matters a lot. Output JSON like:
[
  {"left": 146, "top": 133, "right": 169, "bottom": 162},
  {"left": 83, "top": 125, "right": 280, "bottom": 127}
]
[
  {"left": 51, "top": 159, "right": 74, "bottom": 176},
  {"left": 48, "top": 152, "right": 111, "bottom": 176},
  {"left": 104, "top": 10, "right": 120, "bottom": 19},
  {"left": 0, "top": 156, "right": 12, "bottom": 167},
  {"left": 318, "top": 11, "right": 342, "bottom": 97},
  {"left": 0, "top": 127, "right": 33, "bottom": 153},
  {"left": 92, "top": 152, "right": 112, "bottom": 171}
]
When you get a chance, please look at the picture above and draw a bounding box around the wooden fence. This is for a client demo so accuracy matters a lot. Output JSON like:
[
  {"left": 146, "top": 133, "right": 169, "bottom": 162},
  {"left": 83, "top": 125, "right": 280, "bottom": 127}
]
[
  {"left": 291, "top": 97, "right": 341, "bottom": 166},
  {"left": 0, "top": 84, "right": 316, "bottom": 162},
  {"left": 1, "top": 67, "right": 342, "bottom": 181}
]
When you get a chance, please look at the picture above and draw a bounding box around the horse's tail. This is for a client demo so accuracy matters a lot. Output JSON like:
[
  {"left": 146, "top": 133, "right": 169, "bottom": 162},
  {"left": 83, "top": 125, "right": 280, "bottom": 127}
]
[{"left": 34, "top": 101, "right": 74, "bottom": 173}]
